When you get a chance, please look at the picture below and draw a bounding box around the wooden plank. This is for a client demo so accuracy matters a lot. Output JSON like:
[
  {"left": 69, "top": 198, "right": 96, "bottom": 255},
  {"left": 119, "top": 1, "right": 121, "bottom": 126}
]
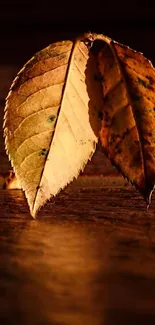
[{"left": 0, "top": 185, "right": 155, "bottom": 324}]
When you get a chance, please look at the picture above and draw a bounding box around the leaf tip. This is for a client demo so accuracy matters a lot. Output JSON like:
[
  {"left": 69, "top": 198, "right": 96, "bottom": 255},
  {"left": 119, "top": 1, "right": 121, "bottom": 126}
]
[{"left": 30, "top": 208, "right": 37, "bottom": 219}]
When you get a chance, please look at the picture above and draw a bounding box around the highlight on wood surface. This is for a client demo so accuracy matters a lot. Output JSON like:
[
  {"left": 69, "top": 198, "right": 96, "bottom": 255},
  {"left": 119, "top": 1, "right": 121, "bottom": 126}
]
[{"left": 4, "top": 32, "right": 155, "bottom": 217}]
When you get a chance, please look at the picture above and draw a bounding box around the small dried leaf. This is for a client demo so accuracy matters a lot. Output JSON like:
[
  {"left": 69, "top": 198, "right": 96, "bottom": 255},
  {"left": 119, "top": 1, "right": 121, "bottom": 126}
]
[{"left": 4, "top": 36, "right": 103, "bottom": 217}]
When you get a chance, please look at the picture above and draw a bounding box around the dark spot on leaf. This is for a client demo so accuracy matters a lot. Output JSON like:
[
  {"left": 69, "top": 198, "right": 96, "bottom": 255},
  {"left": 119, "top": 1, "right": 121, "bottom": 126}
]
[
  {"left": 98, "top": 110, "right": 103, "bottom": 120},
  {"left": 132, "top": 94, "right": 141, "bottom": 101},
  {"left": 115, "top": 147, "right": 122, "bottom": 154},
  {"left": 124, "top": 53, "right": 130, "bottom": 59},
  {"left": 80, "top": 140, "right": 86, "bottom": 145},
  {"left": 93, "top": 73, "right": 103, "bottom": 82},
  {"left": 47, "top": 115, "right": 55, "bottom": 122},
  {"left": 39, "top": 148, "right": 49, "bottom": 157},
  {"left": 146, "top": 75, "right": 153, "bottom": 84},
  {"left": 137, "top": 77, "right": 148, "bottom": 88},
  {"left": 153, "top": 107, "right": 155, "bottom": 112},
  {"left": 122, "top": 128, "right": 130, "bottom": 140}
]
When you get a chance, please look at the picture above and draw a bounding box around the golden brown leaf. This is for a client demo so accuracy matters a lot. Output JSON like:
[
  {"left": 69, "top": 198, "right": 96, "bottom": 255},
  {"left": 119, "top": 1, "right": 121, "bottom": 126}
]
[
  {"left": 88, "top": 33, "right": 155, "bottom": 204},
  {"left": 4, "top": 37, "right": 103, "bottom": 217}
]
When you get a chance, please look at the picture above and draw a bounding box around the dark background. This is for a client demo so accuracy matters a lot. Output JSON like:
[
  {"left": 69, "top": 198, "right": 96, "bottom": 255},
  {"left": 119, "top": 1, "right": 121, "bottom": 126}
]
[
  {"left": 1, "top": 1, "right": 155, "bottom": 64},
  {"left": 0, "top": 1, "right": 155, "bottom": 174}
]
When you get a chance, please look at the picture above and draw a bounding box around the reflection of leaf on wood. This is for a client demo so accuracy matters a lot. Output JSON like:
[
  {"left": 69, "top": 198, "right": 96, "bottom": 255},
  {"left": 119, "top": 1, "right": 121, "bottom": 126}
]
[
  {"left": 90, "top": 33, "right": 155, "bottom": 204},
  {"left": 4, "top": 37, "right": 103, "bottom": 217}
]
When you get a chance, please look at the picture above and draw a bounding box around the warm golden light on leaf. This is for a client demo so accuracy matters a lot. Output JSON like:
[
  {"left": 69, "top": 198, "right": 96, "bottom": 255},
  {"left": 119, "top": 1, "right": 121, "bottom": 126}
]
[{"left": 4, "top": 35, "right": 103, "bottom": 217}]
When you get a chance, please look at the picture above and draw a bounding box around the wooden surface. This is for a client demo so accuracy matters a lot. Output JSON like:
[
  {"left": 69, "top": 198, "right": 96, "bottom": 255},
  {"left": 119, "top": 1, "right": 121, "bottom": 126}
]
[{"left": 1, "top": 178, "right": 155, "bottom": 324}]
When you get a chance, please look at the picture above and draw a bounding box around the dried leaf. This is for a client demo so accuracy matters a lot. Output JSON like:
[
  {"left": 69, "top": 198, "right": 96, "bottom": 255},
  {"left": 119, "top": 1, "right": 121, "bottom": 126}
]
[
  {"left": 4, "top": 37, "right": 103, "bottom": 217},
  {"left": 90, "top": 33, "right": 155, "bottom": 204}
]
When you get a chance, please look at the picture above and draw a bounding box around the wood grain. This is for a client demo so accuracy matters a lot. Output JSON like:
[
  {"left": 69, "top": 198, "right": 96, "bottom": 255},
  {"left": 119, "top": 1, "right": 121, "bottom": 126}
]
[{"left": 0, "top": 182, "right": 155, "bottom": 324}]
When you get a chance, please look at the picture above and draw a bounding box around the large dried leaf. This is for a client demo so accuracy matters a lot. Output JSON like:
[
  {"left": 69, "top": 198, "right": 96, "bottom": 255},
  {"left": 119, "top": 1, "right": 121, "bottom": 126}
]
[
  {"left": 89, "top": 33, "right": 155, "bottom": 204},
  {"left": 4, "top": 37, "right": 103, "bottom": 217}
]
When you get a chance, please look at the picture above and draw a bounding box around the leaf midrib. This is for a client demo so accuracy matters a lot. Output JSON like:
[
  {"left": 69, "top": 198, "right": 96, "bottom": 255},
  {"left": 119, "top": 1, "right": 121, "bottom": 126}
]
[{"left": 31, "top": 40, "right": 77, "bottom": 216}]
